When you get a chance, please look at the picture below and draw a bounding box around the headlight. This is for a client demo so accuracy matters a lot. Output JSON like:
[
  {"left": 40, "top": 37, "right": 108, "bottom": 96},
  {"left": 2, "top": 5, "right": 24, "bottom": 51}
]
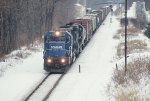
[
  {"left": 55, "top": 31, "right": 60, "bottom": 37},
  {"left": 47, "top": 58, "right": 52, "bottom": 63},
  {"left": 60, "top": 58, "right": 66, "bottom": 64}
]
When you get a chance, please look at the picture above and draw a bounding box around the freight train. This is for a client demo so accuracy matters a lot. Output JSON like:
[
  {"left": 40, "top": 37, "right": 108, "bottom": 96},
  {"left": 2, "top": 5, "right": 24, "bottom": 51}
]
[{"left": 43, "top": 6, "right": 111, "bottom": 73}]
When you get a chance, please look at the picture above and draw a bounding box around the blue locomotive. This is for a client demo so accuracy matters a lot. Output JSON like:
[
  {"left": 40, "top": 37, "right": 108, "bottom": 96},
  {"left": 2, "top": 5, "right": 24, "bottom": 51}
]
[{"left": 43, "top": 23, "right": 86, "bottom": 73}]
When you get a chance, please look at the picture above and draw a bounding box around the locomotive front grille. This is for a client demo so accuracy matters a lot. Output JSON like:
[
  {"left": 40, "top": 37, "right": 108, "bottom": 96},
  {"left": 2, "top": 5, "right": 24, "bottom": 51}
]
[
  {"left": 45, "top": 57, "right": 68, "bottom": 68},
  {"left": 53, "top": 59, "right": 60, "bottom": 68}
]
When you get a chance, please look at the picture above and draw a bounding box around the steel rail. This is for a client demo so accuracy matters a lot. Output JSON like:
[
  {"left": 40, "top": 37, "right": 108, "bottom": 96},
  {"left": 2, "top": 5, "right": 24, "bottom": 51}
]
[{"left": 24, "top": 73, "right": 51, "bottom": 101}]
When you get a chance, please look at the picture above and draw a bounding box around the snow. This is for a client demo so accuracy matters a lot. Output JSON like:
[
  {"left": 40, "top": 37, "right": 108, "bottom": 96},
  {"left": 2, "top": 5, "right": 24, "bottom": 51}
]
[
  {"left": 145, "top": 11, "right": 150, "bottom": 22},
  {"left": 108, "top": 2, "right": 150, "bottom": 101},
  {"left": 0, "top": 51, "right": 46, "bottom": 101},
  {"left": 0, "top": 2, "right": 149, "bottom": 101},
  {"left": 27, "top": 74, "right": 61, "bottom": 101},
  {"left": 127, "top": 2, "right": 136, "bottom": 18},
  {"left": 47, "top": 14, "right": 120, "bottom": 101},
  {"left": 140, "top": 1, "right": 150, "bottom": 22},
  {"left": 0, "top": 10, "right": 120, "bottom": 101}
]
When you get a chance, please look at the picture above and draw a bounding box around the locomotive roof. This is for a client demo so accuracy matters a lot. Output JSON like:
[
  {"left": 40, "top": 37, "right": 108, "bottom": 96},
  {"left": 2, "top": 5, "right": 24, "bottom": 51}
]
[{"left": 76, "top": 16, "right": 91, "bottom": 20}]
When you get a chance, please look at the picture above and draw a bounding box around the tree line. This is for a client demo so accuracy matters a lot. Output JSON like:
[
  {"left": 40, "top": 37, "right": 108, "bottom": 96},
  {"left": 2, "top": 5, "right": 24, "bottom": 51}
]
[
  {"left": 127, "top": 0, "right": 150, "bottom": 10},
  {"left": 0, "top": 0, "right": 58, "bottom": 55},
  {"left": 0, "top": 0, "right": 150, "bottom": 56}
]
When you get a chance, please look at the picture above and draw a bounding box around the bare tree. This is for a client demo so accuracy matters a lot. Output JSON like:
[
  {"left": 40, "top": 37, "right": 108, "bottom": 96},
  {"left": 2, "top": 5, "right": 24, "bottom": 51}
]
[{"left": 0, "top": 0, "right": 57, "bottom": 55}]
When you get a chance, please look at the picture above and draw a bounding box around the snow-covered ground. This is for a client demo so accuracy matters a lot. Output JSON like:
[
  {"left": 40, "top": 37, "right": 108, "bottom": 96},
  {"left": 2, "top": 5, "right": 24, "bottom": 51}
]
[
  {"left": 127, "top": 2, "right": 136, "bottom": 18},
  {"left": 109, "top": 2, "right": 150, "bottom": 101},
  {"left": 0, "top": 51, "right": 46, "bottom": 101},
  {"left": 47, "top": 14, "right": 120, "bottom": 101},
  {"left": 0, "top": 10, "right": 120, "bottom": 101},
  {"left": 0, "top": 2, "right": 149, "bottom": 101}
]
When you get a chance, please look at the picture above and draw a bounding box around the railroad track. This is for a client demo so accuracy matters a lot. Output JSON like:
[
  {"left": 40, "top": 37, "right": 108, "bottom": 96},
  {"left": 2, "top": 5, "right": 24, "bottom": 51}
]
[
  {"left": 22, "top": 47, "right": 82, "bottom": 101},
  {"left": 23, "top": 70, "right": 68, "bottom": 101},
  {"left": 24, "top": 73, "right": 51, "bottom": 101}
]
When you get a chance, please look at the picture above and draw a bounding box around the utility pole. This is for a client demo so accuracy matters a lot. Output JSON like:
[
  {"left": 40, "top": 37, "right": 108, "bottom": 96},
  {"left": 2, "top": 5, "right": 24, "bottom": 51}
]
[
  {"left": 84, "top": 0, "right": 86, "bottom": 14},
  {"left": 125, "top": 0, "right": 128, "bottom": 75}
]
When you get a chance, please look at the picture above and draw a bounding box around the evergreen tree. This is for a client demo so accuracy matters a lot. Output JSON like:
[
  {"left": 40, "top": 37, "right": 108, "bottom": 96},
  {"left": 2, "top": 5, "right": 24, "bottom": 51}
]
[{"left": 144, "top": 23, "right": 150, "bottom": 38}]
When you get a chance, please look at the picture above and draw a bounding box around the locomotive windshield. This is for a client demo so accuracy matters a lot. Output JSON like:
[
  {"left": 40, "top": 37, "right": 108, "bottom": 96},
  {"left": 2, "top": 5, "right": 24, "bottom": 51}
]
[
  {"left": 45, "top": 35, "right": 65, "bottom": 43},
  {"left": 50, "top": 36, "right": 65, "bottom": 41}
]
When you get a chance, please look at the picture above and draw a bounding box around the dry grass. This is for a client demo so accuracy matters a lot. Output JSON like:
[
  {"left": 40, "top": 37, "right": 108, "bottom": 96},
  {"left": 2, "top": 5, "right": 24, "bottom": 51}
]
[
  {"left": 120, "top": 18, "right": 148, "bottom": 30},
  {"left": 113, "top": 57, "right": 150, "bottom": 85},
  {"left": 117, "top": 27, "right": 141, "bottom": 37},
  {"left": 112, "top": 56, "right": 150, "bottom": 101},
  {"left": 15, "top": 51, "right": 31, "bottom": 59},
  {"left": 113, "top": 26, "right": 141, "bottom": 40},
  {"left": 117, "top": 40, "right": 147, "bottom": 58},
  {"left": 129, "top": 18, "right": 147, "bottom": 29},
  {"left": 110, "top": 17, "right": 150, "bottom": 101},
  {"left": 115, "top": 89, "right": 139, "bottom": 101}
]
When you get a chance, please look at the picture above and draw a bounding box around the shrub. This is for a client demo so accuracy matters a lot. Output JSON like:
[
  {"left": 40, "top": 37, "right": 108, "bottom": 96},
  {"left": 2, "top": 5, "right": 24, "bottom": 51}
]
[
  {"left": 115, "top": 89, "right": 139, "bottom": 101},
  {"left": 117, "top": 40, "right": 147, "bottom": 58},
  {"left": 117, "top": 27, "right": 141, "bottom": 37},
  {"left": 144, "top": 23, "right": 150, "bottom": 38},
  {"left": 113, "top": 56, "right": 150, "bottom": 85}
]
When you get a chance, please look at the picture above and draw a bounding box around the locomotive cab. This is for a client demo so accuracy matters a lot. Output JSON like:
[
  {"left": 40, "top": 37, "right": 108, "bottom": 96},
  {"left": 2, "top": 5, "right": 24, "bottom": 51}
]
[{"left": 43, "top": 31, "right": 73, "bottom": 73}]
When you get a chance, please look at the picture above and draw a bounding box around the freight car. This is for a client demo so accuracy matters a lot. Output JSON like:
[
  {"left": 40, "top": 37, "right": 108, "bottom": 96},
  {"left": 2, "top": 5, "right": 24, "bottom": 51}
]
[
  {"left": 72, "top": 16, "right": 93, "bottom": 43},
  {"left": 91, "top": 10, "right": 104, "bottom": 26},
  {"left": 85, "top": 14, "right": 98, "bottom": 32}
]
